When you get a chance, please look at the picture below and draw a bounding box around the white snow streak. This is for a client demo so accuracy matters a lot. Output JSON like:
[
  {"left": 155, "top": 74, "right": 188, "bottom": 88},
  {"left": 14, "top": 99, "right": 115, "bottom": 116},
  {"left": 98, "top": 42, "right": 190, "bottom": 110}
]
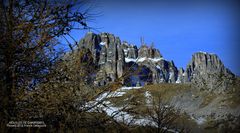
[
  {"left": 125, "top": 57, "right": 164, "bottom": 63},
  {"left": 100, "top": 42, "right": 106, "bottom": 46}
]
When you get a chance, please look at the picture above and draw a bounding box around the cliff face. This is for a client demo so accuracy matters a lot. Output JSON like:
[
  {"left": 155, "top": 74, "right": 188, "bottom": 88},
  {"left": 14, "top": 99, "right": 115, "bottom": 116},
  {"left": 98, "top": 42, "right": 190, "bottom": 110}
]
[
  {"left": 185, "top": 52, "right": 235, "bottom": 92},
  {"left": 78, "top": 32, "right": 123, "bottom": 85},
  {"left": 78, "top": 32, "right": 236, "bottom": 92}
]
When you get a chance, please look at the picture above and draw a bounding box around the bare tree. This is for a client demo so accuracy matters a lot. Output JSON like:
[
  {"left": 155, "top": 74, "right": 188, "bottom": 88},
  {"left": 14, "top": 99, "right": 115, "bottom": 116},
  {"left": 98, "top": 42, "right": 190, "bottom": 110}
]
[
  {"left": 146, "top": 94, "right": 180, "bottom": 133},
  {"left": 12, "top": 48, "right": 93, "bottom": 130},
  {"left": 0, "top": 1, "right": 109, "bottom": 132},
  {"left": 0, "top": 0, "right": 95, "bottom": 119}
]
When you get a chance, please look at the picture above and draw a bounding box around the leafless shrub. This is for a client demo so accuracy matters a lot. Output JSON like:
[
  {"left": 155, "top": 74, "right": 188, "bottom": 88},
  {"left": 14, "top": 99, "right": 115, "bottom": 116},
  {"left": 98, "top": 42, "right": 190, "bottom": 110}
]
[{"left": 145, "top": 94, "right": 181, "bottom": 133}]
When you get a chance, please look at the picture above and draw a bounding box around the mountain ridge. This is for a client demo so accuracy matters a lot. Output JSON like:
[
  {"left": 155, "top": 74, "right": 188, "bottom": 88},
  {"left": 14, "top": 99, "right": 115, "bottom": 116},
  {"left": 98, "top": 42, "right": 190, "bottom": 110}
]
[{"left": 77, "top": 32, "right": 236, "bottom": 93}]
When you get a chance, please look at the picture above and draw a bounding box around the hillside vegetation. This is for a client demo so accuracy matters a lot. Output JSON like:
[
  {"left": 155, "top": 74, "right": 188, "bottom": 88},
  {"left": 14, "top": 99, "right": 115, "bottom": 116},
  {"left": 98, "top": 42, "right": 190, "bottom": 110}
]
[{"left": 108, "top": 82, "right": 240, "bottom": 132}]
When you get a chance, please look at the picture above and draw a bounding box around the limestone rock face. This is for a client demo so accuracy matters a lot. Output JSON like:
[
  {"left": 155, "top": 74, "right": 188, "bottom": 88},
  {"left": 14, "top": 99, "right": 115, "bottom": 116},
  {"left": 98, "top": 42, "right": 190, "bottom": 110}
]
[
  {"left": 78, "top": 32, "right": 178, "bottom": 86},
  {"left": 154, "top": 60, "right": 178, "bottom": 83},
  {"left": 99, "top": 45, "right": 107, "bottom": 66},
  {"left": 121, "top": 42, "right": 138, "bottom": 59},
  {"left": 185, "top": 52, "right": 235, "bottom": 92},
  {"left": 138, "top": 45, "right": 162, "bottom": 58},
  {"left": 176, "top": 68, "right": 185, "bottom": 83},
  {"left": 117, "top": 44, "right": 125, "bottom": 78},
  {"left": 77, "top": 32, "right": 236, "bottom": 93},
  {"left": 78, "top": 32, "right": 101, "bottom": 64},
  {"left": 79, "top": 32, "right": 125, "bottom": 85},
  {"left": 138, "top": 45, "right": 149, "bottom": 58},
  {"left": 127, "top": 46, "right": 138, "bottom": 59},
  {"left": 186, "top": 52, "right": 226, "bottom": 75}
]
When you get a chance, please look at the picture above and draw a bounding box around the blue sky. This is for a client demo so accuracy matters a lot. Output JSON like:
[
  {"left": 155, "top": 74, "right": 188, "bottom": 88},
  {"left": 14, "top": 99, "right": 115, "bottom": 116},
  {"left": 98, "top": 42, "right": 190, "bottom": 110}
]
[{"left": 62, "top": 0, "right": 240, "bottom": 75}]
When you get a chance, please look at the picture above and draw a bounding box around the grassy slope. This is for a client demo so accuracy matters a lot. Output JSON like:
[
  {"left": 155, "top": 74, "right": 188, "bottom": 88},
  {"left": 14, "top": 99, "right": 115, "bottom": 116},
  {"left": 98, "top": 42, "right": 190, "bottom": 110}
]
[{"left": 108, "top": 82, "right": 240, "bottom": 132}]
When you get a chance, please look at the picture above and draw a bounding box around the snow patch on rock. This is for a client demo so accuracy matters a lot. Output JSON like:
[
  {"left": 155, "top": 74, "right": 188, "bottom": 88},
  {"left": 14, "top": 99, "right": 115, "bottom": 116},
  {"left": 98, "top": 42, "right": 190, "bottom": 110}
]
[
  {"left": 176, "top": 77, "right": 181, "bottom": 84},
  {"left": 125, "top": 58, "right": 137, "bottom": 63},
  {"left": 125, "top": 57, "right": 164, "bottom": 63},
  {"left": 100, "top": 42, "right": 107, "bottom": 46},
  {"left": 156, "top": 65, "right": 161, "bottom": 70}
]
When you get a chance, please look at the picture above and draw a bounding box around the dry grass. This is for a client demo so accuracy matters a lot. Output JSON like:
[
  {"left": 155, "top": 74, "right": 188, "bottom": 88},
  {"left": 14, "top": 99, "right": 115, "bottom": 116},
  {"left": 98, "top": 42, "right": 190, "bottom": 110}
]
[
  {"left": 108, "top": 83, "right": 191, "bottom": 116},
  {"left": 105, "top": 82, "right": 240, "bottom": 133},
  {"left": 199, "top": 92, "right": 217, "bottom": 108},
  {"left": 142, "top": 83, "right": 191, "bottom": 101},
  {"left": 225, "top": 79, "right": 240, "bottom": 108}
]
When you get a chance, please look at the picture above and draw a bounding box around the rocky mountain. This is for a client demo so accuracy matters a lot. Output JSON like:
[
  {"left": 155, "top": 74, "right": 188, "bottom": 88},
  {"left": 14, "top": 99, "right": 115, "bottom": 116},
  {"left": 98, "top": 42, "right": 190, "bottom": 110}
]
[
  {"left": 185, "top": 52, "right": 235, "bottom": 92},
  {"left": 78, "top": 32, "right": 236, "bottom": 93}
]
